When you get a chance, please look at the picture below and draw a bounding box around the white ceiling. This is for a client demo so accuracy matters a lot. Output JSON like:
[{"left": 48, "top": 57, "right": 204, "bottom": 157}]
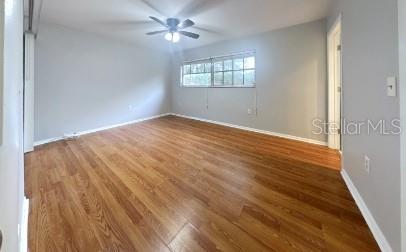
[{"left": 38, "top": 0, "right": 332, "bottom": 51}]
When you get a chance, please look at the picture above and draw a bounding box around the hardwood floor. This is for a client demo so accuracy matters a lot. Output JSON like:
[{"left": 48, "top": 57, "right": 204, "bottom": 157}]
[{"left": 25, "top": 115, "right": 379, "bottom": 252}]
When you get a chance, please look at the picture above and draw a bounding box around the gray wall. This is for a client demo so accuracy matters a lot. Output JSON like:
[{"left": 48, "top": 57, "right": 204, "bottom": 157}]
[
  {"left": 35, "top": 23, "right": 171, "bottom": 141},
  {"left": 328, "top": 1, "right": 401, "bottom": 251},
  {"left": 0, "top": 0, "right": 25, "bottom": 251},
  {"left": 171, "top": 20, "right": 328, "bottom": 143}
]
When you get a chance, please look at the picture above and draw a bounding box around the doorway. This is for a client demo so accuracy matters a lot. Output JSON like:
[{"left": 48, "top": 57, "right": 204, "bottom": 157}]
[{"left": 328, "top": 15, "right": 342, "bottom": 150}]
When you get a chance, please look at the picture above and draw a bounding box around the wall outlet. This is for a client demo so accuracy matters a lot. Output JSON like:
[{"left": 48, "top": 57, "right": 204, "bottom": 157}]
[
  {"left": 386, "top": 76, "right": 397, "bottom": 97},
  {"left": 248, "top": 108, "right": 253, "bottom": 115},
  {"left": 364, "top": 155, "right": 371, "bottom": 174},
  {"left": 64, "top": 133, "right": 80, "bottom": 140}
]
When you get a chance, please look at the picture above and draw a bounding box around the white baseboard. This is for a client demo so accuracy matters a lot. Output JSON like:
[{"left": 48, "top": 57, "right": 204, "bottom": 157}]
[
  {"left": 33, "top": 112, "right": 328, "bottom": 147},
  {"left": 20, "top": 197, "right": 29, "bottom": 252},
  {"left": 170, "top": 113, "right": 327, "bottom": 146},
  {"left": 341, "top": 169, "right": 393, "bottom": 252},
  {"left": 34, "top": 136, "right": 64, "bottom": 146},
  {"left": 33, "top": 113, "right": 171, "bottom": 146}
]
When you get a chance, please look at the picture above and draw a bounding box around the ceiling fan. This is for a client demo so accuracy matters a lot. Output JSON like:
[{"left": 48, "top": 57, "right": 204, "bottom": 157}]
[{"left": 146, "top": 16, "right": 200, "bottom": 43}]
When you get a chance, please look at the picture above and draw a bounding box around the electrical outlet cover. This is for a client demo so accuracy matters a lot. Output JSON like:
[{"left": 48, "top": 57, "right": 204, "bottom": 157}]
[
  {"left": 364, "top": 155, "right": 370, "bottom": 173},
  {"left": 387, "top": 76, "right": 397, "bottom": 97}
]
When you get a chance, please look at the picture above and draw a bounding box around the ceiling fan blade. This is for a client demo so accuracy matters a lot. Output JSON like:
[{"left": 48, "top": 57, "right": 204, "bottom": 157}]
[
  {"left": 192, "top": 25, "right": 223, "bottom": 35},
  {"left": 178, "top": 19, "right": 195, "bottom": 29},
  {"left": 146, "top": 30, "right": 168, "bottom": 35},
  {"left": 179, "top": 31, "right": 200, "bottom": 39},
  {"left": 149, "top": 16, "right": 168, "bottom": 28}
]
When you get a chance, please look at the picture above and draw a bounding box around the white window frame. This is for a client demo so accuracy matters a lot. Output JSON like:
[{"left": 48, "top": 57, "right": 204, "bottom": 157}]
[{"left": 180, "top": 51, "right": 256, "bottom": 88}]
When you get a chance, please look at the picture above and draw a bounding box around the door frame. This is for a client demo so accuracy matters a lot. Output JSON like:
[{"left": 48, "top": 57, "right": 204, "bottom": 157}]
[
  {"left": 398, "top": 0, "right": 406, "bottom": 250},
  {"left": 23, "top": 32, "right": 35, "bottom": 153},
  {"left": 327, "top": 14, "right": 342, "bottom": 150}
]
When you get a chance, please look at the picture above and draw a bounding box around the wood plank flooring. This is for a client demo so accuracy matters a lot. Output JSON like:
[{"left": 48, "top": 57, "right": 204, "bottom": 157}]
[{"left": 25, "top": 115, "right": 379, "bottom": 251}]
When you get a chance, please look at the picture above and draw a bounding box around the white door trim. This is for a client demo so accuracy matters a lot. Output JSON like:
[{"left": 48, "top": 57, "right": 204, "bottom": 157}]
[
  {"left": 23, "top": 33, "right": 35, "bottom": 153},
  {"left": 327, "top": 14, "right": 342, "bottom": 150},
  {"left": 398, "top": 0, "right": 406, "bottom": 250}
]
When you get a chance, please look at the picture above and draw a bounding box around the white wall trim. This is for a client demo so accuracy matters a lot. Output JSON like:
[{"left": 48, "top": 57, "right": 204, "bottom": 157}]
[
  {"left": 171, "top": 113, "right": 327, "bottom": 146},
  {"left": 327, "top": 13, "right": 342, "bottom": 150},
  {"left": 34, "top": 113, "right": 171, "bottom": 146},
  {"left": 34, "top": 113, "right": 328, "bottom": 147},
  {"left": 20, "top": 197, "right": 29, "bottom": 252},
  {"left": 341, "top": 169, "right": 393, "bottom": 252},
  {"left": 398, "top": 0, "right": 406, "bottom": 250},
  {"left": 23, "top": 33, "right": 35, "bottom": 153},
  {"left": 34, "top": 136, "right": 64, "bottom": 146}
]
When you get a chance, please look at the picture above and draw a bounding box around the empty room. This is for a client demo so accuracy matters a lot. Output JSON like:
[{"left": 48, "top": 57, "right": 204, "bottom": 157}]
[{"left": 1, "top": 0, "right": 405, "bottom": 251}]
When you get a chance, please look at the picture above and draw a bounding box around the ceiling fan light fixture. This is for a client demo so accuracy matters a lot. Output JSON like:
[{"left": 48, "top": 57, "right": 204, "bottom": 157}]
[
  {"left": 147, "top": 16, "right": 199, "bottom": 42},
  {"left": 165, "top": 32, "right": 173, "bottom": 41},
  {"left": 172, "top": 32, "right": 180, "bottom": 43}
]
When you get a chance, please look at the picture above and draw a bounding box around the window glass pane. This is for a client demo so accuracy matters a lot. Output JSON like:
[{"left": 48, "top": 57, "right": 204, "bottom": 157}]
[
  {"left": 214, "top": 61, "right": 223, "bottom": 72},
  {"left": 233, "top": 58, "right": 244, "bottom": 70},
  {"left": 244, "top": 57, "right": 255, "bottom": 69},
  {"left": 195, "top": 74, "right": 202, "bottom": 85},
  {"left": 244, "top": 70, "right": 255, "bottom": 85},
  {"left": 199, "top": 64, "right": 205, "bottom": 73},
  {"left": 194, "top": 74, "right": 201, "bottom": 85},
  {"left": 204, "top": 73, "right": 211, "bottom": 84},
  {"left": 204, "top": 63, "right": 211, "bottom": 73},
  {"left": 191, "top": 63, "right": 204, "bottom": 73},
  {"left": 200, "top": 74, "right": 206, "bottom": 85},
  {"left": 183, "top": 64, "right": 191, "bottom": 74},
  {"left": 183, "top": 74, "right": 191, "bottom": 85},
  {"left": 201, "top": 64, "right": 205, "bottom": 73},
  {"left": 193, "top": 74, "right": 200, "bottom": 85},
  {"left": 189, "top": 74, "right": 197, "bottom": 85},
  {"left": 214, "top": 72, "right": 223, "bottom": 86},
  {"left": 191, "top": 64, "right": 198, "bottom": 74},
  {"left": 189, "top": 73, "right": 210, "bottom": 86},
  {"left": 233, "top": 71, "right": 244, "bottom": 85},
  {"left": 224, "top": 60, "right": 232, "bottom": 71},
  {"left": 224, "top": 71, "right": 232, "bottom": 85}
]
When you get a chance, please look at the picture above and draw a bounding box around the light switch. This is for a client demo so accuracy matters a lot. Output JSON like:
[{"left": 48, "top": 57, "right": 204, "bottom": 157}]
[{"left": 387, "top": 77, "right": 397, "bottom": 97}]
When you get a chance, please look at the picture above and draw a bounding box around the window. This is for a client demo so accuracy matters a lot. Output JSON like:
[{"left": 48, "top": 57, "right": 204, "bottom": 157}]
[
  {"left": 181, "top": 51, "right": 256, "bottom": 87},
  {"left": 182, "top": 60, "right": 212, "bottom": 87}
]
